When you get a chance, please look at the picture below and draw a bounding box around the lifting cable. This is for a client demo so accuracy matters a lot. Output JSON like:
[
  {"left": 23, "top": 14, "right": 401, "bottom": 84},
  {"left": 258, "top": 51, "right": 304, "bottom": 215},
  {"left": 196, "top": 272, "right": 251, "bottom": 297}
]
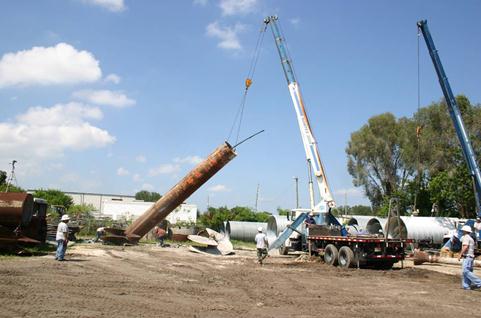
[{"left": 227, "top": 23, "right": 267, "bottom": 146}]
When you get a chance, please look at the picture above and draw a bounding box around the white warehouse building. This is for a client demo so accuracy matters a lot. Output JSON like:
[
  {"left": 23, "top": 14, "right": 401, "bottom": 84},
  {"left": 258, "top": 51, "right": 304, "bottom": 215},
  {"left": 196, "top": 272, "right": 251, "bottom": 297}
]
[
  {"left": 101, "top": 200, "right": 197, "bottom": 224},
  {"left": 30, "top": 190, "right": 197, "bottom": 224}
]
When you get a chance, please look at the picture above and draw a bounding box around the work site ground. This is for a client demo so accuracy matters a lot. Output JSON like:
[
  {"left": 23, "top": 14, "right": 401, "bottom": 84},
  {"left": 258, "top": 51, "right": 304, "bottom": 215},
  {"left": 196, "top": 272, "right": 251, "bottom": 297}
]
[{"left": 0, "top": 244, "right": 480, "bottom": 318}]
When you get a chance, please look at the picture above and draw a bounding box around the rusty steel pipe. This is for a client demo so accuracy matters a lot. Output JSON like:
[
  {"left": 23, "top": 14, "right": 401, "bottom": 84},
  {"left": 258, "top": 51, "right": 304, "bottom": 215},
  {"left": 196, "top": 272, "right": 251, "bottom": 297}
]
[
  {"left": 413, "top": 250, "right": 481, "bottom": 267},
  {"left": 0, "top": 193, "right": 34, "bottom": 227},
  {"left": 124, "top": 142, "right": 236, "bottom": 241}
]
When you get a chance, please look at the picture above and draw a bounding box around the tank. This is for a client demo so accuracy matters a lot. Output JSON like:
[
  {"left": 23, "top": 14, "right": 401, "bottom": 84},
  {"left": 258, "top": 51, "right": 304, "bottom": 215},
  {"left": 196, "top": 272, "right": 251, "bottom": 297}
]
[{"left": 0, "top": 193, "right": 34, "bottom": 227}]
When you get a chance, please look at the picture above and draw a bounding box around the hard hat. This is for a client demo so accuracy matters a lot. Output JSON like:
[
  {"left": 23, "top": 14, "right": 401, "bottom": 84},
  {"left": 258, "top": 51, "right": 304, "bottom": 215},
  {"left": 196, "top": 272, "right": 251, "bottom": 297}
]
[
  {"left": 309, "top": 212, "right": 314, "bottom": 216},
  {"left": 476, "top": 217, "right": 481, "bottom": 222},
  {"left": 61, "top": 214, "right": 70, "bottom": 221},
  {"left": 461, "top": 225, "right": 472, "bottom": 233},
  {"left": 257, "top": 226, "right": 263, "bottom": 232}
]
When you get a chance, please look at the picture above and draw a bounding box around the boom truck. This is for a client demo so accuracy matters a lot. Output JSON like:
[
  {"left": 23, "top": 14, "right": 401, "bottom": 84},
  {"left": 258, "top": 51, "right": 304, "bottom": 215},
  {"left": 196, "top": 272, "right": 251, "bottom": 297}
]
[
  {"left": 417, "top": 20, "right": 481, "bottom": 249},
  {"left": 264, "top": 16, "right": 409, "bottom": 269}
]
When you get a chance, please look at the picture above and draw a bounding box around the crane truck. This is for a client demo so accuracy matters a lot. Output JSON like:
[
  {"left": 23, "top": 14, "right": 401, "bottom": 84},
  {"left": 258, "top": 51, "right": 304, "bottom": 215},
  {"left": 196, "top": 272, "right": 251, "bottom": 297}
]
[
  {"left": 264, "top": 16, "right": 409, "bottom": 269},
  {"left": 417, "top": 20, "right": 481, "bottom": 250}
]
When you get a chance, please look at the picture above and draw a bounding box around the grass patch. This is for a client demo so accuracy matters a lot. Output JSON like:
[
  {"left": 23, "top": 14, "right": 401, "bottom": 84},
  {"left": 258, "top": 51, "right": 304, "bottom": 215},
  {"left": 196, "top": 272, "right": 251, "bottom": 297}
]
[{"left": 231, "top": 240, "right": 256, "bottom": 250}]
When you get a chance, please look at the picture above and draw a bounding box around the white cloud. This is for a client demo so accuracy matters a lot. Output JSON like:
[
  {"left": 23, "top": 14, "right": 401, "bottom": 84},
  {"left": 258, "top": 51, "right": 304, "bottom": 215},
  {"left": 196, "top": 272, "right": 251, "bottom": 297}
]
[
  {"left": 193, "top": 0, "right": 208, "bottom": 5},
  {"left": 219, "top": 0, "right": 257, "bottom": 16},
  {"left": 0, "top": 43, "right": 101, "bottom": 88},
  {"left": 148, "top": 164, "right": 180, "bottom": 176},
  {"left": 135, "top": 155, "right": 146, "bottom": 163},
  {"left": 141, "top": 183, "right": 154, "bottom": 191},
  {"left": 81, "top": 0, "right": 126, "bottom": 12},
  {"left": 0, "top": 102, "right": 115, "bottom": 162},
  {"left": 73, "top": 89, "right": 135, "bottom": 108},
  {"left": 117, "top": 167, "right": 129, "bottom": 176},
  {"left": 104, "top": 73, "right": 121, "bottom": 84},
  {"left": 206, "top": 22, "right": 246, "bottom": 50},
  {"left": 132, "top": 173, "right": 142, "bottom": 182},
  {"left": 174, "top": 155, "right": 203, "bottom": 165},
  {"left": 207, "top": 184, "right": 230, "bottom": 192}
]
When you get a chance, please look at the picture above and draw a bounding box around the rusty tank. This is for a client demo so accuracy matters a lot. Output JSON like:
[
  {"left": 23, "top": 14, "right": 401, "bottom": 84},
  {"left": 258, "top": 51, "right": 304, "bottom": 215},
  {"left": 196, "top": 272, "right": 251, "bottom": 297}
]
[
  {"left": 122, "top": 142, "right": 236, "bottom": 242},
  {"left": 0, "top": 192, "right": 34, "bottom": 227}
]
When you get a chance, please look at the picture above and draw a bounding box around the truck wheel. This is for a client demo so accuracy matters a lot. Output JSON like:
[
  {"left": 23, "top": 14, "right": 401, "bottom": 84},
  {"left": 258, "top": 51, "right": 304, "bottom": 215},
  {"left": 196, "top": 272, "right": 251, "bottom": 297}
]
[
  {"left": 279, "top": 245, "right": 289, "bottom": 255},
  {"left": 338, "top": 246, "right": 354, "bottom": 268},
  {"left": 324, "top": 244, "right": 338, "bottom": 266}
]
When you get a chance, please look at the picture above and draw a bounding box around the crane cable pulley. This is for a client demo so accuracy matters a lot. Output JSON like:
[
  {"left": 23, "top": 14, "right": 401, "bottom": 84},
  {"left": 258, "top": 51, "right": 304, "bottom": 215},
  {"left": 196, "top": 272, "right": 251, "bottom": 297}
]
[{"left": 227, "top": 23, "right": 267, "bottom": 146}]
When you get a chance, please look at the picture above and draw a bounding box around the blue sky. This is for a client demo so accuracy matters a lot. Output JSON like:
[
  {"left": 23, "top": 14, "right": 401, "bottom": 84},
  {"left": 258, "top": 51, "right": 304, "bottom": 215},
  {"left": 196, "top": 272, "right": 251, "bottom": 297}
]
[{"left": 1, "top": 0, "right": 481, "bottom": 213}]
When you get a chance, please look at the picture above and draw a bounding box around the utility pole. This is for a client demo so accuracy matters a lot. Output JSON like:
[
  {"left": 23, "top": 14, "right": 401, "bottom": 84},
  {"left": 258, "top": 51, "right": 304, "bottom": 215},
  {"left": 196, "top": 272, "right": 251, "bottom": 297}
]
[
  {"left": 5, "top": 160, "right": 17, "bottom": 193},
  {"left": 293, "top": 176, "right": 299, "bottom": 208},
  {"left": 255, "top": 183, "right": 260, "bottom": 212}
]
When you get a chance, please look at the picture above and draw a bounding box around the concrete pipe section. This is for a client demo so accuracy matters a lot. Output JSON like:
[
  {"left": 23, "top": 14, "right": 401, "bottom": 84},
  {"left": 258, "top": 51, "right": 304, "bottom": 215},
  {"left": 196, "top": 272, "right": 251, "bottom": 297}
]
[
  {"left": 226, "top": 221, "right": 267, "bottom": 242},
  {"left": 385, "top": 216, "right": 457, "bottom": 245},
  {"left": 266, "top": 215, "right": 290, "bottom": 246}
]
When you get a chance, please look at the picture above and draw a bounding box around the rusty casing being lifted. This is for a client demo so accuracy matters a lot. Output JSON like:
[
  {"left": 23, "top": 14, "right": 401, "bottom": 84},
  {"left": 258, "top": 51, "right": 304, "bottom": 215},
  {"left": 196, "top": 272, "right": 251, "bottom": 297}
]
[{"left": 124, "top": 142, "right": 236, "bottom": 241}]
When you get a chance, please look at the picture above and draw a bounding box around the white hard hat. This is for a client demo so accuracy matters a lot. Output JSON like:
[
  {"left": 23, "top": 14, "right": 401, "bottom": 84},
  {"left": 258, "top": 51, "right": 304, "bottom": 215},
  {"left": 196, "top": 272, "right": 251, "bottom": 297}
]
[
  {"left": 257, "top": 226, "right": 263, "bottom": 232},
  {"left": 461, "top": 225, "right": 472, "bottom": 233},
  {"left": 309, "top": 212, "right": 314, "bottom": 216},
  {"left": 61, "top": 214, "right": 70, "bottom": 221}
]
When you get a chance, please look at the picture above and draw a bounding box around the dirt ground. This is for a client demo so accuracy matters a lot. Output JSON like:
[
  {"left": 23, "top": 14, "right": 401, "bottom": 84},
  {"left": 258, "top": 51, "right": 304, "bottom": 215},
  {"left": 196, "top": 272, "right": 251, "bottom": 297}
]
[{"left": 0, "top": 243, "right": 480, "bottom": 318}]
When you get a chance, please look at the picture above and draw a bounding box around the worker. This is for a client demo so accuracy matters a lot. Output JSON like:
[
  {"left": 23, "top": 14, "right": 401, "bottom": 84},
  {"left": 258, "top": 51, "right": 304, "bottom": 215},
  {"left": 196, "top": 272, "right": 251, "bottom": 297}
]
[
  {"left": 55, "top": 214, "right": 70, "bottom": 261},
  {"left": 94, "top": 226, "right": 105, "bottom": 242},
  {"left": 457, "top": 225, "right": 481, "bottom": 290},
  {"left": 154, "top": 226, "right": 166, "bottom": 247},
  {"left": 254, "top": 227, "right": 268, "bottom": 265},
  {"left": 305, "top": 212, "right": 316, "bottom": 225}
]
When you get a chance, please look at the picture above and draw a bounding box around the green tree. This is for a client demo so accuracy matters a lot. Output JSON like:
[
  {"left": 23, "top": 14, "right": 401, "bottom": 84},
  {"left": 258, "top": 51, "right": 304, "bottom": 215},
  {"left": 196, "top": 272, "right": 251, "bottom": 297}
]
[
  {"left": 198, "top": 206, "right": 271, "bottom": 230},
  {"left": 33, "top": 189, "right": 74, "bottom": 209},
  {"left": 0, "top": 184, "right": 25, "bottom": 192},
  {"left": 277, "top": 208, "right": 290, "bottom": 216},
  {"left": 0, "top": 170, "right": 6, "bottom": 185},
  {"left": 68, "top": 203, "right": 96, "bottom": 219},
  {"left": 346, "top": 113, "right": 414, "bottom": 209},
  {"left": 135, "top": 190, "right": 161, "bottom": 202}
]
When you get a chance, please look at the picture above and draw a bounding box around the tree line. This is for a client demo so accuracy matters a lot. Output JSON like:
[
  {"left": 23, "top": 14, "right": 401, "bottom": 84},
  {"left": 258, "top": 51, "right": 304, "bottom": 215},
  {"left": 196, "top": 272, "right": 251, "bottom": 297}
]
[{"left": 346, "top": 95, "right": 481, "bottom": 218}]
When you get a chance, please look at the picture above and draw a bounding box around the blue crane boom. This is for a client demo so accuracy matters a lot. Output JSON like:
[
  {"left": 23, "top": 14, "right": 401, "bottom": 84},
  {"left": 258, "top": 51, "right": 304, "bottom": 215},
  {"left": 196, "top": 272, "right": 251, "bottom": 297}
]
[{"left": 417, "top": 20, "right": 481, "bottom": 217}]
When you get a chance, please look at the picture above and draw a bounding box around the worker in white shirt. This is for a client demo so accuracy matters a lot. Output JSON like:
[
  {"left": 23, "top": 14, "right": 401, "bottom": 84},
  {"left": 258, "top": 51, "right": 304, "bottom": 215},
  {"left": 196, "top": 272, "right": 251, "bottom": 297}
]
[
  {"left": 254, "top": 227, "right": 268, "bottom": 265},
  {"left": 55, "top": 215, "right": 70, "bottom": 261},
  {"left": 458, "top": 225, "right": 481, "bottom": 290}
]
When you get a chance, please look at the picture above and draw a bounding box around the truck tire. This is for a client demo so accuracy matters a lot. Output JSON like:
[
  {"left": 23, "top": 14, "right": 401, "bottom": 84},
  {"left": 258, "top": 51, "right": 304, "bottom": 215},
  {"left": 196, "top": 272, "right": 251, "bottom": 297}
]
[
  {"left": 338, "top": 246, "right": 354, "bottom": 268},
  {"left": 324, "top": 244, "right": 338, "bottom": 266}
]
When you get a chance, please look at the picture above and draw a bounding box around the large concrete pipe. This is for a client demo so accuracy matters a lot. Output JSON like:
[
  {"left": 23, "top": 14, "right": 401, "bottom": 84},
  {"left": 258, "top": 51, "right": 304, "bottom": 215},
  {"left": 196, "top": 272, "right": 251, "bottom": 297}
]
[
  {"left": 342, "top": 215, "right": 372, "bottom": 231},
  {"left": 0, "top": 193, "right": 34, "bottom": 227},
  {"left": 124, "top": 142, "right": 236, "bottom": 241},
  {"left": 266, "top": 215, "right": 290, "bottom": 246},
  {"left": 386, "top": 216, "right": 457, "bottom": 245},
  {"left": 226, "top": 221, "right": 267, "bottom": 242}
]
